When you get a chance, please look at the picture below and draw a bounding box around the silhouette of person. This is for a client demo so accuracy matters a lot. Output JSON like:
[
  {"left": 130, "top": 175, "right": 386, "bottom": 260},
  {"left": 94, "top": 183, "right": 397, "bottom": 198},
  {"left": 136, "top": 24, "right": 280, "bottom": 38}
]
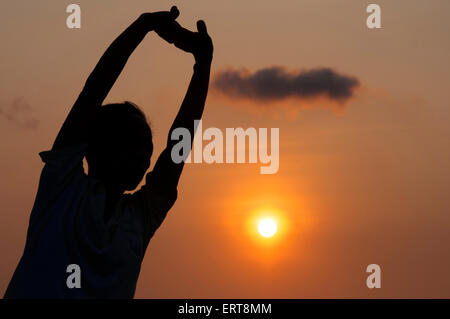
[{"left": 4, "top": 6, "right": 213, "bottom": 298}]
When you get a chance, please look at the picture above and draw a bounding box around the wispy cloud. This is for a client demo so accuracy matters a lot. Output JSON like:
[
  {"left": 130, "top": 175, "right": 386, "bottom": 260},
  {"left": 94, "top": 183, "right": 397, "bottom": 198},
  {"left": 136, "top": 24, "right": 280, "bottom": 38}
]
[{"left": 0, "top": 98, "right": 39, "bottom": 129}]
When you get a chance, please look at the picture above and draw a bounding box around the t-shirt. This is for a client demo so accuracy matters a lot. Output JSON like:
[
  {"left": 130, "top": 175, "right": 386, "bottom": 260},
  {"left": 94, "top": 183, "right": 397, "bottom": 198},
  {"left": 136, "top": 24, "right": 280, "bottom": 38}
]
[{"left": 4, "top": 143, "right": 177, "bottom": 298}]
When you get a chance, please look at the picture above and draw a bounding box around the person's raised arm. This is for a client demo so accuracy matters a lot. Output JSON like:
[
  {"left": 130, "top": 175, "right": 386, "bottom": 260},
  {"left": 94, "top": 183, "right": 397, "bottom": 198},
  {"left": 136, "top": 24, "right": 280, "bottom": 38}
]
[
  {"left": 51, "top": 7, "right": 180, "bottom": 150},
  {"left": 150, "top": 20, "right": 213, "bottom": 187}
]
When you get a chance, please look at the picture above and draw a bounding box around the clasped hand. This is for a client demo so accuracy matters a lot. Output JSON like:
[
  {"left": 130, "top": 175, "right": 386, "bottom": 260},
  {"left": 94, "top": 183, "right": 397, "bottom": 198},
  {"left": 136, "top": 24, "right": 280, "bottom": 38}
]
[{"left": 141, "top": 6, "right": 213, "bottom": 65}]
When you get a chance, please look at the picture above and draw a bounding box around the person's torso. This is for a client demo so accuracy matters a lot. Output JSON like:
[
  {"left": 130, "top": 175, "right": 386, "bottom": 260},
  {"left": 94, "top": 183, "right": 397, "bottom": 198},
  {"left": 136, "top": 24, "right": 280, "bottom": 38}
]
[{"left": 5, "top": 172, "right": 145, "bottom": 299}]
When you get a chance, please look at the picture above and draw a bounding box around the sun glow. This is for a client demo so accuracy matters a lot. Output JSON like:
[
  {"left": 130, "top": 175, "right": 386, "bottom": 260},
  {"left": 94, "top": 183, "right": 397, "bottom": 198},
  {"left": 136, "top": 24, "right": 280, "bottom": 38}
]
[{"left": 257, "top": 217, "right": 278, "bottom": 238}]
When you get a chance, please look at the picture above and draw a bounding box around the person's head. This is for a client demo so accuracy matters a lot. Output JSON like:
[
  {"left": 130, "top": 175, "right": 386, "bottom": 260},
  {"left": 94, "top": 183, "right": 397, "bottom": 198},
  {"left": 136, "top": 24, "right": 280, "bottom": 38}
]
[{"left": 86, "top": 101, "right": 153, "bottom": 192}]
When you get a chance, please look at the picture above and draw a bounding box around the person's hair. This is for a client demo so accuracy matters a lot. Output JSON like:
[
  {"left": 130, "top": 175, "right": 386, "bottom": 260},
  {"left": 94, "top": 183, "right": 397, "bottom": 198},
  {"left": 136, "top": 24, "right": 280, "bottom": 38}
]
[{"left": 86, "top": 101, "right": 153, "bottom": 190}]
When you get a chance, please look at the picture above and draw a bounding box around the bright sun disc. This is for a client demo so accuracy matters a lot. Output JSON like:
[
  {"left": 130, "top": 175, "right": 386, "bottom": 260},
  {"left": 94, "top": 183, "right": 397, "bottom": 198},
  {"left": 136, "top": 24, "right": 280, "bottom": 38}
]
[{"left": 258, "top": 218, "right": 277, "bottom": 238}]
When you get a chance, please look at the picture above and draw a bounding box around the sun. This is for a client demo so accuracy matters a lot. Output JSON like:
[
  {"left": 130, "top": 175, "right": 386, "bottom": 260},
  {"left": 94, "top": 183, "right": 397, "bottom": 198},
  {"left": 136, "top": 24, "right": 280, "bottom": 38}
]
[{"left": 257, "top": 218, "right": 278, "bottom": 238}]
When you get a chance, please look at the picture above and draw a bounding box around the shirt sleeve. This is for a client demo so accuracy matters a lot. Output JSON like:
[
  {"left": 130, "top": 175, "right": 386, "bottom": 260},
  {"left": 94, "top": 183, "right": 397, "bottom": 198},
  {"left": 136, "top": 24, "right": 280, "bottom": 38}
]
[
  {"left": 127, "top": 170, "right": 178, "bottom": 249},
  {"left": 39, "top": 143, "right": 87, "bottom": 188},
  {"left": 30, "top": 143, "right": 88, "bottom": 224}
]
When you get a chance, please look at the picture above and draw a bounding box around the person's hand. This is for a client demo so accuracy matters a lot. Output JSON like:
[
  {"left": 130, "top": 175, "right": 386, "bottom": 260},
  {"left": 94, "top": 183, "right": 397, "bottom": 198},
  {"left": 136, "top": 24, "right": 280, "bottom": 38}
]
[
  {"left": 146, "top": 7, "right": 213, "bottom": 65},
  {"left": 156, "top": 19, "right": 213, "bottom": 65},
  {"left": 189, "top": 20, "right": 213, "bottom": 65},
  {"left": 139, "top": 6, "right": 179, "bottom": 33}
]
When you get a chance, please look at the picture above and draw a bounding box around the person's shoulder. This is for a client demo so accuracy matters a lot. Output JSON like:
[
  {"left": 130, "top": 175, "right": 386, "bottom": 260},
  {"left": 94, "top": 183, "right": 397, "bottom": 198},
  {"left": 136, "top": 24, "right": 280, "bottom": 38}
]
[
  {"left": 126, "top": 184, "right": 177, "bottom": 213},
  {"left": 119, "top": 173, "right": 177, "bottom": 224},
  {"left": 33, "top": 143, "right": 88, "bottom": 208},
  {"left": 39, "top": 143, "right": 88, "bottom": 166}
]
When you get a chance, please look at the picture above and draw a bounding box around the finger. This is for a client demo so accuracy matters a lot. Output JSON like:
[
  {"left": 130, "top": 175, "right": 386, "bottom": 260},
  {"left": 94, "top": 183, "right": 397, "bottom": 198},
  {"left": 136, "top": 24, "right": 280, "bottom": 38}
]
[
  {"left": 170, "top": 6, "right": 180, "bottom": 19},
  {"left": 156, "top": 29, "right": 175, "bottom": 43},
  {"left": 197, "top": 20, "right": 208, "bottom": 35}
]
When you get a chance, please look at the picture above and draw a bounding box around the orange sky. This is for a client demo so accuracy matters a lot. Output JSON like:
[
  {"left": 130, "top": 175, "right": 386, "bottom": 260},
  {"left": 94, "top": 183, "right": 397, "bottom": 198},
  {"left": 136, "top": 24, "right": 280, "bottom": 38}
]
[{"left": 1, "top": 0, "right": 450, "bottom": 298}]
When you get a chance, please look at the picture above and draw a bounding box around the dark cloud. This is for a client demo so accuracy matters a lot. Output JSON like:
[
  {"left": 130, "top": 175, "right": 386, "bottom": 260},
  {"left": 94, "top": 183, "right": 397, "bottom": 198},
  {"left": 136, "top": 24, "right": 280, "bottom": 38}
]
[
  {"left": 0, "top": 98, "right": 39, "bottom": 129},
  {"left": 212, "top": 66, "right": 359, "bottom": 103}
]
